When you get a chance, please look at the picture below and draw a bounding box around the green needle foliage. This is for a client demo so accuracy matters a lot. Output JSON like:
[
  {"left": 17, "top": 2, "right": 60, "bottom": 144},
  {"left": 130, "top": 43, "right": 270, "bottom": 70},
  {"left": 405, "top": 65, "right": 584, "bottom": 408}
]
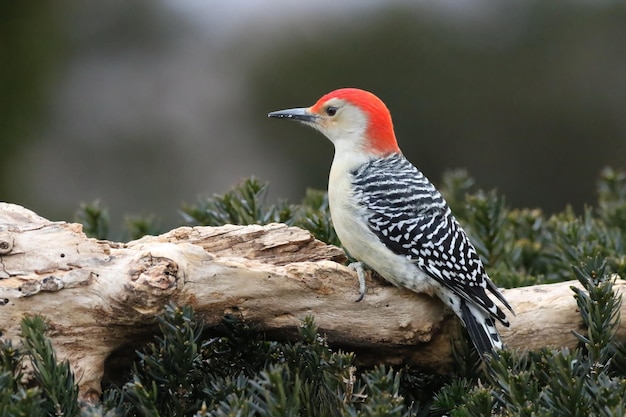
[
  {"left": 0, "top": 339, "right": 45, "bottom": 416},
  {"left": 597, "top": 167, "right": 626, "bottom": 229},
  {"left": 122, "top": 303, "right": 207, "bottom": 416},
  {"left": 180, "top": 177, "right": 297, "bottom": 227},
  {"left": 179, "top": 178, "right": 340, "bottom": 247},
  {"left": 124, "top": 214, "right": 163, "bottom": 241},
  {"left": 0, "top": 316, "right": 80, "bottom": 417},
  {"left": 80, "top": 307, "right": 422, "bottom": 417},
  {"left": 75, "top": 199, "right": 110, "bottom": 240},
  {"left": 293, "top": 188, "right": 340, "bottom": 248},
  {"left": 20, "top": 316, "right": 80, "bottom": 417}
]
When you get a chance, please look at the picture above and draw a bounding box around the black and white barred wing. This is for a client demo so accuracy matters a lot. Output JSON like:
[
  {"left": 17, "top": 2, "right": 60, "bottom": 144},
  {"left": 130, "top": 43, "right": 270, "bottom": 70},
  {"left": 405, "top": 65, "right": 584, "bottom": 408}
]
[{"left": 352, "top": 154, "right": 511, "bottom": 326}]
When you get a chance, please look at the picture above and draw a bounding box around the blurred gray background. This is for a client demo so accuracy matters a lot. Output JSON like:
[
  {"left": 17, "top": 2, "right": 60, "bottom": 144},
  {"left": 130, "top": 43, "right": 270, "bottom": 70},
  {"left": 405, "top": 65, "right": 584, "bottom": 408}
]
[{"left": 2, "top": 0, "right": 625, "bottom": 237}]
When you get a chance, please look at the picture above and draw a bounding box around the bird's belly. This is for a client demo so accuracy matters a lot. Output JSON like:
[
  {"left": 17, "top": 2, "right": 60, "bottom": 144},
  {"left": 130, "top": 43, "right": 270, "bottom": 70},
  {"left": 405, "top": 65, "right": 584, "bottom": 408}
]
[{"left": 329, "top": 191, "right": 437, "bottom": 295}]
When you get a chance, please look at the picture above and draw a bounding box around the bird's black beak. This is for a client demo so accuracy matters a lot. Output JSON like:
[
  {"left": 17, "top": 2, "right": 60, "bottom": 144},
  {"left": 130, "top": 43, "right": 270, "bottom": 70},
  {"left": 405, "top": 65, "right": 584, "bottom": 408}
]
[{"left": 268, "top": 107, "right": 317, "bottom": 123}]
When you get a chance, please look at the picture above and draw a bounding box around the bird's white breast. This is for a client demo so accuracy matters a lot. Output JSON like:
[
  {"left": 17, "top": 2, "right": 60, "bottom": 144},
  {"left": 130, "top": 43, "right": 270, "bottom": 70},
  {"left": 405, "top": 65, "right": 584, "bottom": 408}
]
[{"left": 327, "top": 151, "right": 436, "bottom": 294}]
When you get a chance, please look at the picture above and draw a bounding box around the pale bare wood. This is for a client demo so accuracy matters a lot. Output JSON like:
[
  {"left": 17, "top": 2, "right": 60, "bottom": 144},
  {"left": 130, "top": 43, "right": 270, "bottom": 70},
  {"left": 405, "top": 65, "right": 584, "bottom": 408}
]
[{"left": 0, "top": 203, "right": 624, "bottom": 401}]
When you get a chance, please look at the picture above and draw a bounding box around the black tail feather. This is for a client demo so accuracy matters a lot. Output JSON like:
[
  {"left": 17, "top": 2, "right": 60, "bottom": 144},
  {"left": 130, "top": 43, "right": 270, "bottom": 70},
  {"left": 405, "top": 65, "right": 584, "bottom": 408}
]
[{"left": 459, "top": 299, "right": 502, "bottom": 360}]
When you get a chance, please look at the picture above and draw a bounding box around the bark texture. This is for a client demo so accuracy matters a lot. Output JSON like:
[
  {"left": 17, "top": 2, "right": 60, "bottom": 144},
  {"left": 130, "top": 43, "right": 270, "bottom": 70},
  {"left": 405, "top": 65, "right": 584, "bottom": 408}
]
[{"left": 0, "top": 203, "right": 624, "bottom": 401}]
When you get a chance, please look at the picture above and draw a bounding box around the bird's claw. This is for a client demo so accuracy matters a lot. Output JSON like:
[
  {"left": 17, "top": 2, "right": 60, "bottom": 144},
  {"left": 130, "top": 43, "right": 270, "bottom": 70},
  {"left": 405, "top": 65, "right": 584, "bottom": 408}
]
[{"left": 348, "top": 261, "right": 367, "bottom": 302}]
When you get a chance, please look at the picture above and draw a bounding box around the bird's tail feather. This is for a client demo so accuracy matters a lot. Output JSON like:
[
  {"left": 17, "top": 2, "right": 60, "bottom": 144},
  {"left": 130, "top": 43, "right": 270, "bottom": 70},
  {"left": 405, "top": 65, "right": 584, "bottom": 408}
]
[{"left": 459, "top": 300, "right": 503, "bottom": 359}]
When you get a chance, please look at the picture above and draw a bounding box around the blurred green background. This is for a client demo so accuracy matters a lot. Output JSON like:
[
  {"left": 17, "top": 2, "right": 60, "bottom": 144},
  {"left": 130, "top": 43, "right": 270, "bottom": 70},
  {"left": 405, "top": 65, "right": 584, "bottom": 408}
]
[{"left": 2, "top": 0, "right": 625, "bottom": 236}]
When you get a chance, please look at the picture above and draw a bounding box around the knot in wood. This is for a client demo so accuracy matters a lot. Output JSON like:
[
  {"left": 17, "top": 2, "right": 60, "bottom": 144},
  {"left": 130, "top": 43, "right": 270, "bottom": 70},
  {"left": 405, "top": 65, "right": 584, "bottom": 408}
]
[
  {"left": 19, "top": 279, "right": 41, "bottom": 296},
  {"left": 41, "top": 275, "right": 64, "bottom": 292},
  {"left": 130, "top": 255, "right": 179, "bottom": 291},
  {"left": 0, "top": 233, "right": 13, "bottom": 254}
]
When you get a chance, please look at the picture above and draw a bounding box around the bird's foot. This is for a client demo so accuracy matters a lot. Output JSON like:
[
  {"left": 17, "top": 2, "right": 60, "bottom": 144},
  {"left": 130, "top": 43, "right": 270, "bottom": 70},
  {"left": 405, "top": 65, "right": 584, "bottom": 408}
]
[{"left": 348, "top": 261, "right": 367, "bottom": 302}]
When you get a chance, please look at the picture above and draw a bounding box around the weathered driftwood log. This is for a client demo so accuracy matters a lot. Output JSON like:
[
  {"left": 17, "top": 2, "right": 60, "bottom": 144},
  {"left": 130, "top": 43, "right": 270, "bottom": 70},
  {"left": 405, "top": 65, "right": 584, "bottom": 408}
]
[{"left": 0, "top": 202, "right": 624, "bottom": 401}]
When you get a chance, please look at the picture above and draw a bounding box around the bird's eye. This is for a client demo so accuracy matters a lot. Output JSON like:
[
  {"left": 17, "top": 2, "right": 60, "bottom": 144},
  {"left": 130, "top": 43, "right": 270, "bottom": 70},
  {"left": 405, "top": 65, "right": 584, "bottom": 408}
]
[{"left": 326, "top": 106, "right": 338, "bottom": 116}]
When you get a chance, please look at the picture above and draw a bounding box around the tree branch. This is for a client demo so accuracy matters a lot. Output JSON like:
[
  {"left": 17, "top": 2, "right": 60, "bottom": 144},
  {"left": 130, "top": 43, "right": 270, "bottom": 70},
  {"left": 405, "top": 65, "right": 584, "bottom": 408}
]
[{"left": 0, "top": 203, "right": 623, "bottom": 401}]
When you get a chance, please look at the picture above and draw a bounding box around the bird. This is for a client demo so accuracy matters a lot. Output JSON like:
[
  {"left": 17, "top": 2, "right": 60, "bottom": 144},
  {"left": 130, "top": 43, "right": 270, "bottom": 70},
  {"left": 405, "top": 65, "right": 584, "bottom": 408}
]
[{"left": 268, "top": 88, "right": 513, "bottom": 359}]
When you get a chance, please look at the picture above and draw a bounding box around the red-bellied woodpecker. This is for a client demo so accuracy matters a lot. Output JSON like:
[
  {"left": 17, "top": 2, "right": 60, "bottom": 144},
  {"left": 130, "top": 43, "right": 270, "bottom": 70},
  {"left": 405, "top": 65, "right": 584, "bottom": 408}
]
[{"left": 268, "top": 88, "right": 513, "bottom": 358}]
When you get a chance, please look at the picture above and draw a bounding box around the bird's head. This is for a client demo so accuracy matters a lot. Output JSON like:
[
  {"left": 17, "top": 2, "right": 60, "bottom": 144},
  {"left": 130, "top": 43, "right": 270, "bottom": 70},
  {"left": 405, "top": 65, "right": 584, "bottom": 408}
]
[{"left": 268, "top": 88, "right": 400, "bottom": 155}]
